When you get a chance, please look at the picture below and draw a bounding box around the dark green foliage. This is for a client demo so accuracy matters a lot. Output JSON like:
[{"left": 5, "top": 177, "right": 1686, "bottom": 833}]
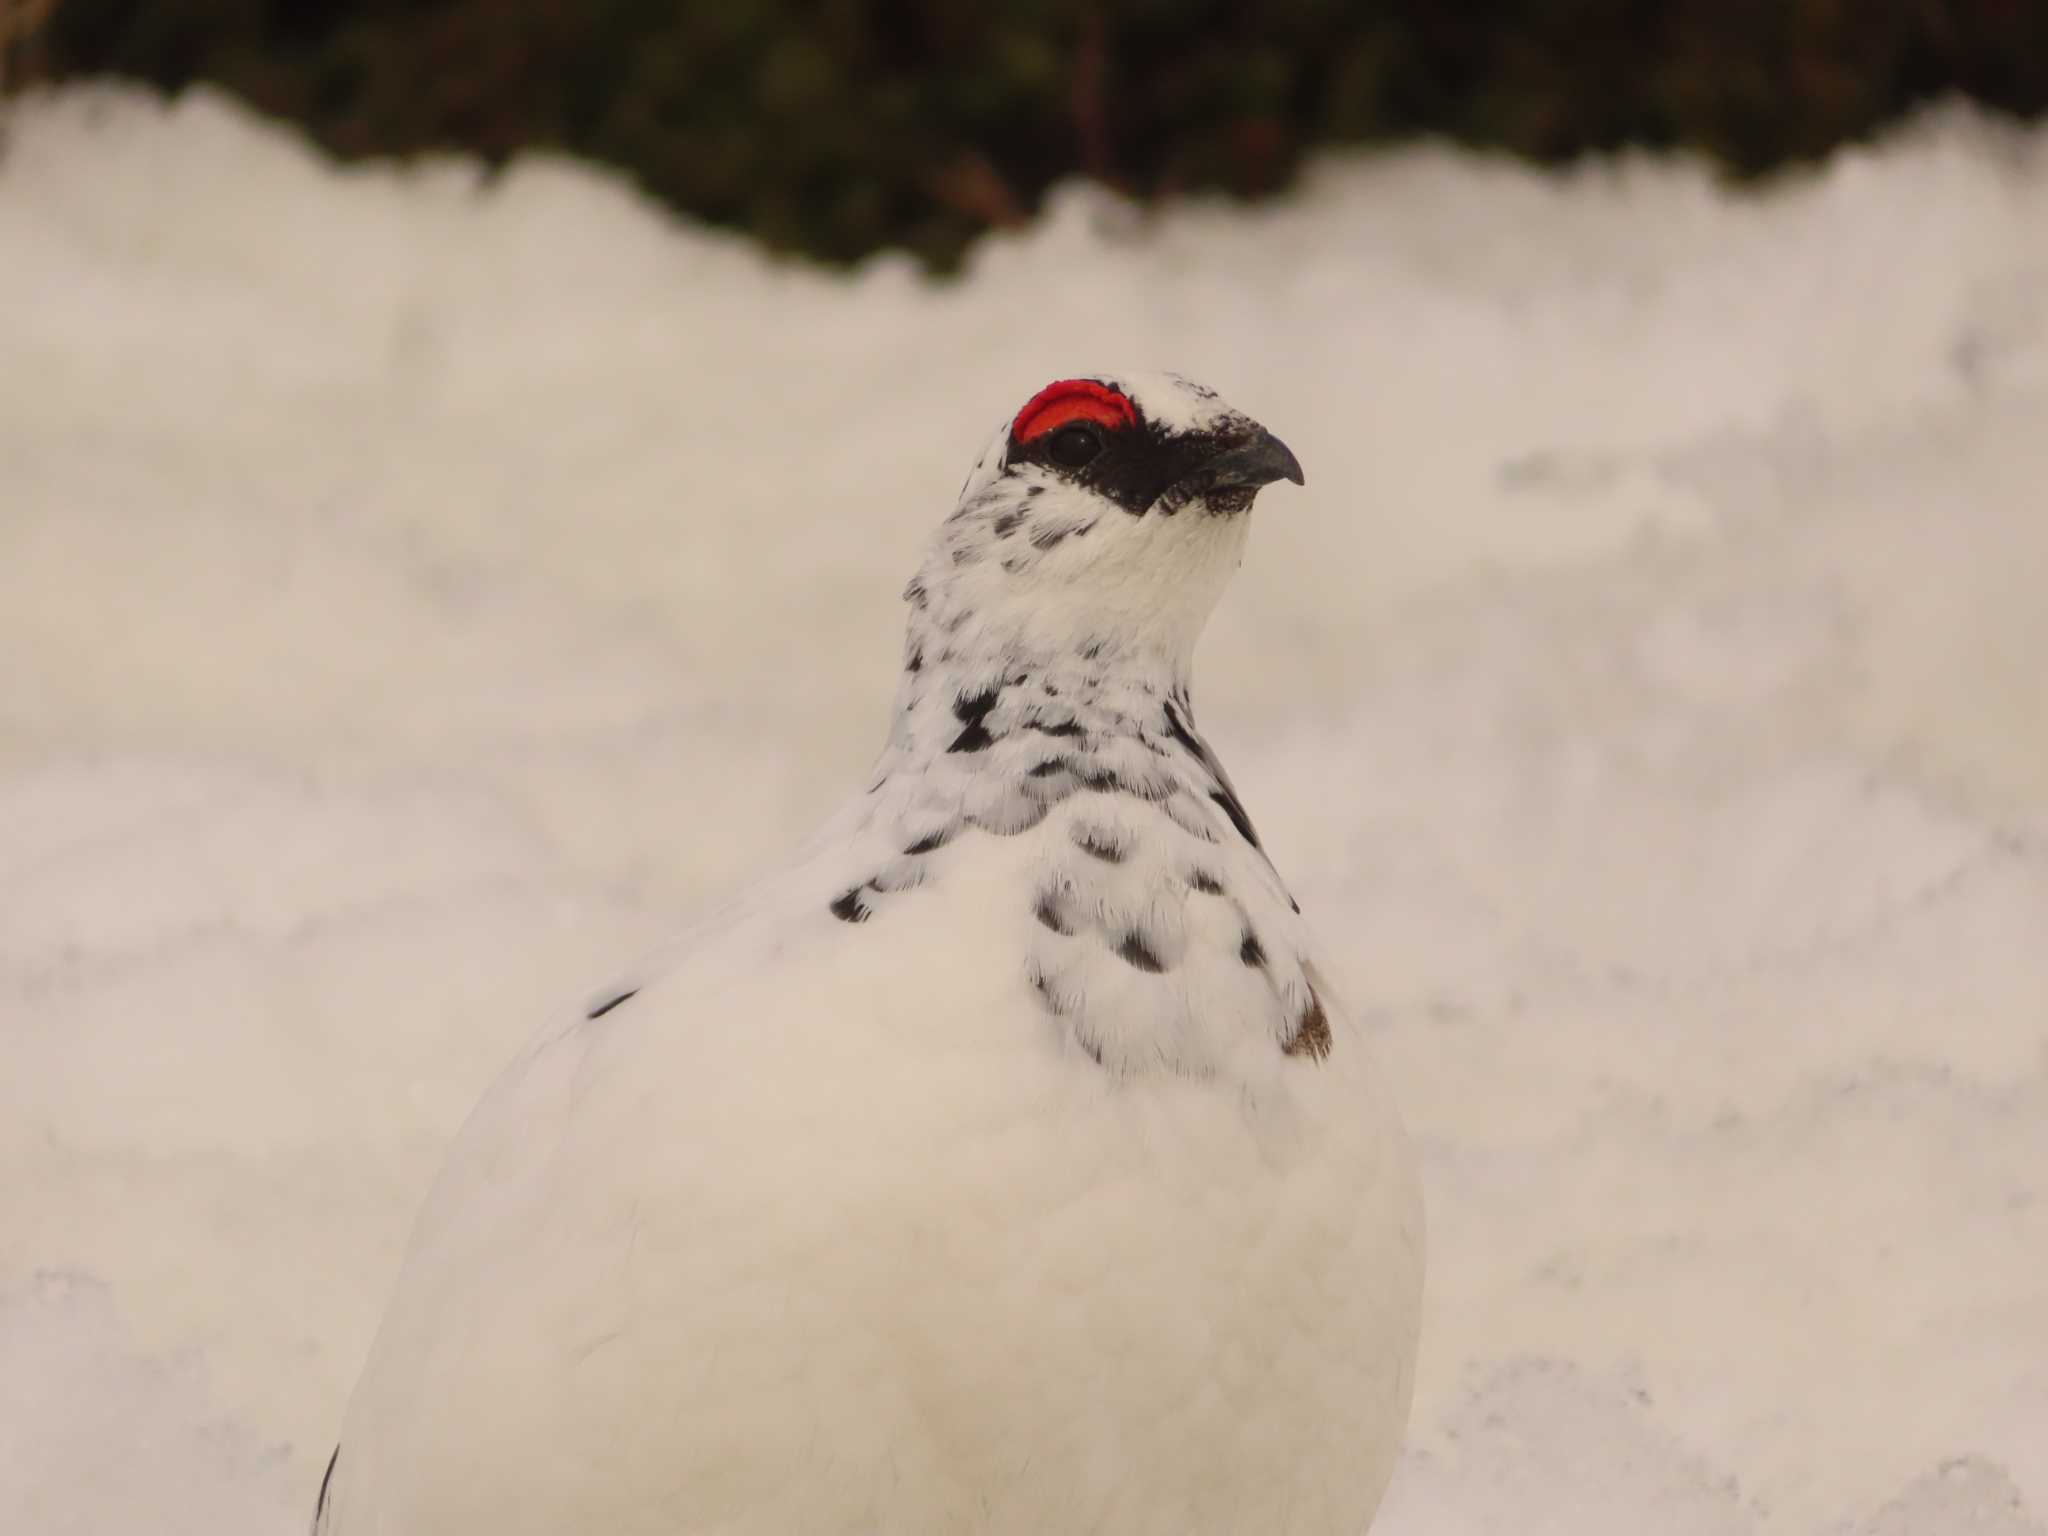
[{"left": 26, "top": 0, "right": 2048, "bottom": 268}]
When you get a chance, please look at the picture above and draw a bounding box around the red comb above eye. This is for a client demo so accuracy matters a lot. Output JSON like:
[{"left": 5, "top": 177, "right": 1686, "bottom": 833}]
[{"left": 1011, "top": 379, "right": 1138, "bottom": 443}]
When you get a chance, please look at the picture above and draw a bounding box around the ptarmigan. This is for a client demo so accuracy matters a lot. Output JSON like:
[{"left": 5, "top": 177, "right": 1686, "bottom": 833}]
[{"left": 315, "top": 371, "right": 1423, "bottom": 1535}]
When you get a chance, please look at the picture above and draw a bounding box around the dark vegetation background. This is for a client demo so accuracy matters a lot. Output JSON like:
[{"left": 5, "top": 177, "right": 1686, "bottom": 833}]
[{"left": 9, "top": 0, "right": 2048, "bottom": 267}]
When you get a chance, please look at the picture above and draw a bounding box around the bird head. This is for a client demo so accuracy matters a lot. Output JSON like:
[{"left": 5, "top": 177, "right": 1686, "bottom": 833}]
[{"left": 908, "top": 372, "right": 1304, "bottom": 675}]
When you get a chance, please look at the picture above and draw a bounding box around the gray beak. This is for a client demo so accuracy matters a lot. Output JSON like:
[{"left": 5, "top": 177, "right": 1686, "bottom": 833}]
[{"left": 1203, "top": 428, "right": 1306, "bottom": 492}]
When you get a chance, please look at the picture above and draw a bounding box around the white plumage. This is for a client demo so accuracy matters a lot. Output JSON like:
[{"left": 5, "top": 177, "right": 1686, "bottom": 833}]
[{"left": 317, "top": 371, "right": 1423, "bottom": 1534}]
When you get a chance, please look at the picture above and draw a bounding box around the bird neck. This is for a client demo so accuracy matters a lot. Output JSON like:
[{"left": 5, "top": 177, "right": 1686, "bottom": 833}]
[
  {"left": 889, "top": 480, "right": 1252, "bottom": 722},
  {"left": 846, "top": 589, "right": 1319, "bottom": 1082},
  {"left": 885, "top": 607, "right": 1189, "bottom": 771}
]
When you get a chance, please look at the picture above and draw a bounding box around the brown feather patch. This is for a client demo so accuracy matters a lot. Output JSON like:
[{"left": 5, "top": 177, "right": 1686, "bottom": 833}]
[{"left": 1283, "top": 981, "right": 1333, "bottom": 1061}]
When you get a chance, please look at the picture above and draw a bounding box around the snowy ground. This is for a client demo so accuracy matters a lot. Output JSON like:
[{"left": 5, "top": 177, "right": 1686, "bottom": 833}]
[{"left": 3, "top": 83, "right": 2046, "bottom": 1535}]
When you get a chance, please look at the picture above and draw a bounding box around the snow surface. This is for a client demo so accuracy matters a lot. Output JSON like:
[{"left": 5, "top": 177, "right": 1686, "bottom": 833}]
[{"left": 3, "top": 83, "right": 2046, "bottom": 1534}]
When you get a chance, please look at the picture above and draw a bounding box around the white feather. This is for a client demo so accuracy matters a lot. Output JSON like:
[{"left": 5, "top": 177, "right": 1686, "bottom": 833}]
[{"left": 318, "top": 372, "right": 1423, "bottom": 1535}]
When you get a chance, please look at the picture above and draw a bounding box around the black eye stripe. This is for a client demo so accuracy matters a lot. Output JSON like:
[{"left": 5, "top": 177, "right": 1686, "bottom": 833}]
[
  {"left": 1014, "top": 423, "right": 1240, "bottom": 515},
  {"left": 1008, "top": 399, "right": 1253, "bottom": 518}
]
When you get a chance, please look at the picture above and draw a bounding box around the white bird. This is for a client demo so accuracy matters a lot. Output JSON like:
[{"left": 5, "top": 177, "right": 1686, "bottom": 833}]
[{"left": 315, "top": 371, "right": 1423, "bottom": 1535}]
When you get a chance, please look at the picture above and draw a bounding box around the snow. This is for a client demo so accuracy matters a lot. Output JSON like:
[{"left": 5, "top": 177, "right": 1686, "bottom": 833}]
[{"left": 2, "top": 81, "right": 2045, "bottom": 1534}]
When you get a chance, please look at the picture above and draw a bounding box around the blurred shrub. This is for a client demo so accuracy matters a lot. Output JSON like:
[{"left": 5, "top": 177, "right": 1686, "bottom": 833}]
[{"left": 25, "top": 0, "right": 2048, "bottom": 268}]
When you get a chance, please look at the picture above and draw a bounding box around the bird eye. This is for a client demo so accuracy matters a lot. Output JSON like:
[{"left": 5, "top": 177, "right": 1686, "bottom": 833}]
[{"left": 1047, "top": 423, "right": 1104, "bottom": 468}]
